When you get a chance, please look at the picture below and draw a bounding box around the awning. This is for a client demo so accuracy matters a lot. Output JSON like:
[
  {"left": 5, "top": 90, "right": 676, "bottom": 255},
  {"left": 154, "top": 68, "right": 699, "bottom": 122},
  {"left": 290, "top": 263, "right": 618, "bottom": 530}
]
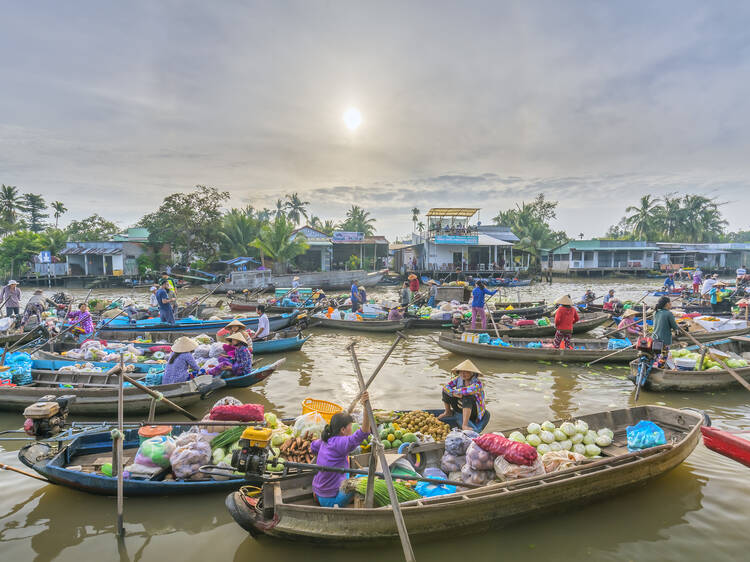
[
  {"left": 476, "top": 234, "right": 512, "bottom": 246},
  {"left": 220, "top": 257, "right": 261, "bottom": 266},
  {"left": 60, "top": 247, "right": 122, "bottom": 255},
  {"left": 426, "top": 208, "right": 480, "bottom": 218}
]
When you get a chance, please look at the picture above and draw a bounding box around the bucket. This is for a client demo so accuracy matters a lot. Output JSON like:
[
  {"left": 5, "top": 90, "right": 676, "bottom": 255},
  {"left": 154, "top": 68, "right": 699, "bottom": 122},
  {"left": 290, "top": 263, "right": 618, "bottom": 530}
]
[{"left": 138, "top": 425, "right": 173, "bottom": 444}]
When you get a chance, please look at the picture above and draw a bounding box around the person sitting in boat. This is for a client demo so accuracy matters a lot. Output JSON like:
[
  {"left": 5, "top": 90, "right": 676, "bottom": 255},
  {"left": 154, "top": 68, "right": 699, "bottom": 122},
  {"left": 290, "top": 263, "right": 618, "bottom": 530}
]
[
  {"left": 67, "top": 303, "right": 94, "bottom": 338},
  {"left": 451, "top": 312, "right": 466, "bottom": 334},
  {"left": 617, "top": 309, "right": 641, "bottom": 338},
  {"left": 427, "top": 280, "right": 438, "bottom": 307},
  {"left": 122, "top": 299, "right": 140, "bottom": 324},
  {"left": 663, "top": 274, "right": 676, "bottom": 292},
  {"left": 254, "top": 304, "right": 271, "bottom": 340},
  {"left": 310, "top": 393, "right": 371, "bottom": 508},
  {"left": 163, "top": 337, "right": 200, "bottom": 384},
  {"left": 437, "top": 359, "right": 486, "bottom": 431},
  {"left": 470, "top": 280, "right": 497, "bottom": 330},
  {"left": 216, "top": 319, "right": 254, "bottom": 343},
  {"left": 358, "top": 285, "right": 367, "bottom": 307},
  {"left": 387, "top": 306, "right": 403, "bottom": 321},
  {"left": 581, "top": 289, "right": 596, "bottom": 305},
  {"left": 553, "top": 295, "right": 579, "bottom": 349},
  {"left": 209, "top": 331, "right": 253, "bottom": 377}
]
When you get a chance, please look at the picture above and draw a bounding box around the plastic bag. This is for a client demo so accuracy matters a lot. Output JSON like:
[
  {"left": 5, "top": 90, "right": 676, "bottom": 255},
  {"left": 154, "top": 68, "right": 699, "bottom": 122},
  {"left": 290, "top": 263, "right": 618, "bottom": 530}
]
[
  {"left": 608, "top": 338, "right": 631, "bottom": 350},
  {"left": 444, "top": 429, "right": 475, "bottom": 456},
  {"left": 293, "top": 411, "right": 327, "bottom": 438},
  {"left": 494, "top": 455, "right": 545, "bottom": 481},
  {"left": 541, "top": 450, "right": 587, "bottom": 473},
  {"left": 170, "top": 439, "right": 211, "bottom": 479},
  {"left": 460, "top": 463, "right": 495, "bottom": 486},
  {"left": 465, "top": 442, "right": 494, "bottom": 470},
  {"left": 423, "top": 467, "right": 448, "bottom": 480},
  {"left": 194, "top": 344, "right": 211, "bottom": 358},
  {"left": 134, "top": 436, "right": 176, "bottom": 468},
  {"left": 209, "top": 403, "right": 264, "bottom": 422},
  {"left": 440, "top": 452, "right": 466, "bottom": 473},
  {"left": 415, "top": 480, "right": 457, "bottom": 497},
  {"left": 626, "top": 420, "right": 666, "bottom": 452},
  {"left": 473, "top": 433, "right": 538, "bottom": 466},
  {"left": 124, "top": 462, "right": 162, "bottom": 478},
  {"left": 209, "top": 342, "right": 225, "bottom": 358},
  {"left": 211, "top": 396, "right": 243, "bottom": 409}
]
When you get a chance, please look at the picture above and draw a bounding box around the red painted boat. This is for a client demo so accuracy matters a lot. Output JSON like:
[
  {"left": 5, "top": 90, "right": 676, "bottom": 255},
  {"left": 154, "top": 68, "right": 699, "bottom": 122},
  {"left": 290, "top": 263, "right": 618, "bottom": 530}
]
[
  {"left": 229, "top": 301, "right": 259, "bottom": 312},
  {"left": 700, "top": 426, "right": 750, "bottom": 468}
]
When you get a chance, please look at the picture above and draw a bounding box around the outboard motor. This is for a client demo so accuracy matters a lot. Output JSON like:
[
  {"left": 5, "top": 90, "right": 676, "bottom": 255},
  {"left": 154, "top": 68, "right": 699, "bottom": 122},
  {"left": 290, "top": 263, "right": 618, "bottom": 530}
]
[{"left": 22, "top": 395, "right": 75, "bottom": 439}]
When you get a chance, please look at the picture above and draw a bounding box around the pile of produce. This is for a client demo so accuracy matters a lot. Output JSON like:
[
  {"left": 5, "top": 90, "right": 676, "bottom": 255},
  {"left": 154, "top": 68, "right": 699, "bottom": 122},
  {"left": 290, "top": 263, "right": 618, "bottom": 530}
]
[
  {"left": 353, "top": 477, "right": 421, "bottom": 506},
  {"left": 508, "top": 419, "right": 614, "bottom": 458},
  {"left": 279, "top": 434, "right": 315, "bottom": 464},
  {"left": 378, "top": 421, "right": 418, "bottom": 451},
  {"left": 670, "top": 348, "right": 747, "bottom": 371},
  {"left": 395, "top": 411, "right": 450, "bottom": 442}
]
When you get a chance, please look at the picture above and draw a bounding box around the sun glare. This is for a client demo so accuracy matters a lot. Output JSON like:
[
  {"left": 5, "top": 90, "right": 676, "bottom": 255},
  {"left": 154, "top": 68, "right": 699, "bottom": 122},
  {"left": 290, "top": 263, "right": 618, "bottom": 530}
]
[{"left": 343, "top": 107, "right": 362, "bottom": 130}]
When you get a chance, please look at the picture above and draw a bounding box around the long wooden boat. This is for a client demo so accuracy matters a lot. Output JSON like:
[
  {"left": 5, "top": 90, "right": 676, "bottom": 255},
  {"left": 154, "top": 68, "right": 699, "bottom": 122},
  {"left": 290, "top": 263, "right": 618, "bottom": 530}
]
[
  {"left": 466, "top": 312, "right": 611, "bottom": 337},
  {"left": 675, "top": 325, "right": 750, "bottom": 343},
  {"left": 18, "top": 425, "right": 250, "bottom": 496},
  {"left": 700, "top": 426, "right": 750, "bottom": 468},
  {"left": 0, "top": 325, "right": 49, "bottom": 347},
  {"left": 229, "top": 301, "right": 320, "bottom": 314},
  {"left": 627, "top": 336, "right": 750, "bottom": 392},
  {"left": 226, "top": 405, "right": 702, "bottom": 542},
  {"left": 310, "top": 317, "right": 410, "bottom": 333},
  {"left": 437, "top": 333, "right": 638, "bottom": 363},
  {"left": 93, "top": 312, "right": 299, "bottom": 341}
]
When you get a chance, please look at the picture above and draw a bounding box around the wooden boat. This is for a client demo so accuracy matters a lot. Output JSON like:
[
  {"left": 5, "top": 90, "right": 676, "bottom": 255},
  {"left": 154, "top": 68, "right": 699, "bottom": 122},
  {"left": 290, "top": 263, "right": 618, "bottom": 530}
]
[
  {"left": 18, "top": 425, "right": 250, "bottom": 496},
  {"left": 437, "top": 333, "right": 638, "bottom": 363},
  {"left": 229, "top": 301, "right": 320, "bottom": 314},
  {"left": 465, "top": 312, "right": 611, "bottom": 337},
  {"left": 626, "top": 336, "right": 750, "bottom": 392},
  {"left": 674, "top": 325, "right": 750, "bottom": 343},
  {"left": 94, "top": 312, "right": 299, "bottom": 341},
  {"left": 700, "top": 426, "right": 750, "bottom": 468},
  {"left": 0, "top": 325, "right": 49, "bottom": 347},
  {"left": 310, "top": 317, "right": 410, "bottom": 333},
  {"left": 226, "top": 405, "right": 702, "bottom": 542}
]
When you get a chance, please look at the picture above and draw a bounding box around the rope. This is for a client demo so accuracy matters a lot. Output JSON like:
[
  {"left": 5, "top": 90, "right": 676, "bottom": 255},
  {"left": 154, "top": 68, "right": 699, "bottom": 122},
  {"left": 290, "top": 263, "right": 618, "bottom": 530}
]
[
  {"left": 152, "top": 391, "right": 164, "bottom": 401},
  {"left": 110, "top": 429, "right": 125, "bottom": 440}
]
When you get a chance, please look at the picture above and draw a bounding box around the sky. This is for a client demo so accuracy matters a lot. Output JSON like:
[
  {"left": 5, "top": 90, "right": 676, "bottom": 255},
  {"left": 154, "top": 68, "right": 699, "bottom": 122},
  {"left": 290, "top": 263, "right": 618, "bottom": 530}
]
[{"left": 1, "top": 1, "right": 750, "bottom": 240}]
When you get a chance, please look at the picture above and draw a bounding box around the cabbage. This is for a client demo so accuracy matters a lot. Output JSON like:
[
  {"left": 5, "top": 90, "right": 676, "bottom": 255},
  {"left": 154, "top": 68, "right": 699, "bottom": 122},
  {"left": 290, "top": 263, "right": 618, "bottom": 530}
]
[
  {"left": 574, "top": 420, "right": 589, "bottom": 433},
  {"left": 525, "top": 434, "right": 542, "bottom": 447},
  {"left": 560, "top": 422, "right": 576, "bottom": 437},
  {"left": 527, "top": 423, "right": 541, "bottom": 435},
  {"left": 553, "top": 429, "right": 567, "bottom": 442},
  {"left": 583, "top": 431, "right": 597, "bottom": 445},
  {"left": 597, "top": 428, "right": 614, "bottom": 439},
  {"left": 541, "top": 420, "right": 556, "bottom": 432},
  {"left": 509, "top": 431, "right": 526, "bottom": 443},
  {"left": 726, "top": 358, "right": 748, "bottom": 368},
  {"left": 585, "top": 444, "right": 601, "bottom": 457},
  {"left": 540, "top": 430, "right": 555, "bottom": 444},
  {"left": 264, "top": 412, "right": 278, "bottom": 429},
  {"left": 572, "top": 443, "right": 586, "bottom": 455},
  {"left": 570, "top": 432, "right": 584, "bottom": 444},
  {"left": 595, "top": 435, "right": 612, "bottom": 447},
  {"left": 549, "top": 442, "right": 562, "bottom": 452},
  {"left": 559, "top": 439, "right": 572, "bottom": 451},
  {"left": 537, "top": 443, "right": 552, "bottom": 455}
]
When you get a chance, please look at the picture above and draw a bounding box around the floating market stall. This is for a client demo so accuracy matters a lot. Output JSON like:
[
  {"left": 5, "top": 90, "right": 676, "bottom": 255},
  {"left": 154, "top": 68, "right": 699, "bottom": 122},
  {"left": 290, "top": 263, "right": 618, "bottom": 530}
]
[{"left": 465, "top": 312, "right": 611, "bottom": 336}]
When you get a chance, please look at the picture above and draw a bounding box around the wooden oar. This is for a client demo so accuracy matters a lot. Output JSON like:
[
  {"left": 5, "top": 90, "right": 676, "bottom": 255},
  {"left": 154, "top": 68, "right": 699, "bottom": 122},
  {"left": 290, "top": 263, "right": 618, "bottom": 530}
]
[
  {"left": 677, "top": 327, "right": 750, "bottom": 393},
  {"left": 345, "top": 331, "right": 407, "bottom": 413},
  {"left": 116, "top": 370, "right": 199, "bottom": 420},
  {"left": 348, "top": 342, "right": 415, "bottom": 562},
  {"left": 586, "top": 344, "right": 635, "bottom": 366}
]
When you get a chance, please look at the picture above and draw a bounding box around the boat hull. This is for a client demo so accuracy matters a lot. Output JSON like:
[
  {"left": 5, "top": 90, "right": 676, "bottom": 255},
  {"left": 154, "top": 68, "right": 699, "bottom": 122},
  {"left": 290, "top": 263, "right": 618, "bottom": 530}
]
[
  {"left": 627, "top": 361, "right": 750, "bottom": 391},
  {"left": 311, "top": 317, "right": 410, "bottom": 332},
  {"left": 465, "top": 312, "right": 611, "bottom": 337},
  {"left": 700, "top": 426, "right": 750, "bottom": 468}
]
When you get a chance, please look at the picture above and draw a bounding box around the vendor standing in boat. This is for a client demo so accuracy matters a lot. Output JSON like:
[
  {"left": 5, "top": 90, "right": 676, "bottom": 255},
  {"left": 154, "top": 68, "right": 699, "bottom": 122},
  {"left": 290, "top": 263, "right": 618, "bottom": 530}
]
[
  {"left": 358, "top": 284, "right": 367, "bottom": 307},
  {"left": 310, "top": 392, "right": 371, "bottom": 507},
  {"left": 254, "top": 304, "right": 271, "bottom": 340},
  {"left": 216, "top": 319, "right": 254, "bottom": 343},
  {"left": 350, "top": 280, "right": 361, "bottom": 313},
  {"left": 148, "top": 286, "right": 159, "bottom": 316},
  {"left": 652, "top": 296, "right": 680, "bottom": 359},
  {"left": 692, "top": 269, "right": 702, "bottom": 295},
  {"left": 709, "top": 281, "right": 730, "bottom": 313},
  {"left": 553, "top": 295, "right": 579, "bottom": 349},
  {"left": 163, "top": 337, "right": 200, "bottom": 384},
  {"left": 18, "top": 289, "right": 54, "bottom": 329},
  {"left": 427, "top": 280, "right": 438, "bottom": 307},
  {"left": 400, "top": 281, "right": 411, "bottom": 307},
  {"left": 67, "top": 302, "right": 94, "bottom": 338},
  {"left": 408, "top": 273, "right": 420, "bottom": 293},
  {"left": 155, "top": 279, "right": 176, "bottom": 325},
  {"left": 470, "top": 280, "right": 497, "bottom": 330},
  {"left": 291, "top": 276, "right": 301, "bottom": 300},
  {"left": 437, "top": 359, "right": 486, "bottom": 431},
  {"left": 1, "top": 280, "right": 21, "bottom": 317}
]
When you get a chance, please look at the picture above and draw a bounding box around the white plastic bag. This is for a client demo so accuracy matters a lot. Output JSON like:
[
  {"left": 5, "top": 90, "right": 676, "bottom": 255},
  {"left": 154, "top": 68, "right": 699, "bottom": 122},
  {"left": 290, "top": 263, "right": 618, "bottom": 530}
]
[
  {"left": 494, "top": 455, "right": 545, "bottom": 481},
  {"left": 293, "top": 411, "right": 326, "bottom": 438}
]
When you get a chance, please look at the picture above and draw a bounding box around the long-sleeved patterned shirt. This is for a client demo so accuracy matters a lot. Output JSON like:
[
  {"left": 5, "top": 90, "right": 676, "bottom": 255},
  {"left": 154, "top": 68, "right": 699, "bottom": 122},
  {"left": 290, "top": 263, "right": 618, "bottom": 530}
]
[
  {"left": 443, "top": 375, "right": 486, "bottom": 420},
  {"left": 232, "top": 345, "right": 253, "bottom": 375},
  {"left": 68, "top": 310, "right": 94, "bottom": 334}
]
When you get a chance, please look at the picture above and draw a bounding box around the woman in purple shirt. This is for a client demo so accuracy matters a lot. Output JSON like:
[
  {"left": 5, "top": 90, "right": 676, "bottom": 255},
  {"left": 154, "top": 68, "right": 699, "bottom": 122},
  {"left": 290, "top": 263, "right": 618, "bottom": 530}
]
[
  {"left": 310, "top": 392, "right": 371, "bottom": 507},
  {"left": 163, "top": 337, "right": 200, "bottom": 384},
  {"left": 67, "top": 303, "right": 94, "bottom": 336}
]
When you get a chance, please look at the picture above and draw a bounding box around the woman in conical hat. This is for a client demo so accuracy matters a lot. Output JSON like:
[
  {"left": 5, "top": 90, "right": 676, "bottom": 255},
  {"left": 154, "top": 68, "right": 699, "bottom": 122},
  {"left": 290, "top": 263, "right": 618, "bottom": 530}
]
[
  {"left": 553, "top": 294, "right": 579, "bottom": 350},
  {"left": 216, "top": 318, "right": 254, "bottom": 343},
  {"left": 437, "top": 359, "right": 486, "bottom": 430},
  {"left": 163, "top": 337, "right": 199, "bottom": 384}
]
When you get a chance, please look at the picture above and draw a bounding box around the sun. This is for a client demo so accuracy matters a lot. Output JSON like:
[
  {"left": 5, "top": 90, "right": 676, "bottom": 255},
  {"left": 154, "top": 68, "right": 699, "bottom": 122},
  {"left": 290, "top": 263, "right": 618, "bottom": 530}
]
[{"left": 343, "top": 107, "right": 362, "bottom": 130}]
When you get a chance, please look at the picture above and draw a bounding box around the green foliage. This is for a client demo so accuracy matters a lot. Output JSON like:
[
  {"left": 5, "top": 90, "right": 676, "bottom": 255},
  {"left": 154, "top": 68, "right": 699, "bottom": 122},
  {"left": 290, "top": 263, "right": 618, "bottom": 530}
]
[
  {"left": 251, "top": 215, "right": 309, "bottom": 273},
  {"left": 493, "top": 194, "right": 568, "bottom": 270},
  {"left": 51, "top": 201, "right": 67, "bottom": 228},
  {"left": 65, "top": 214, "right": 120, "bottom": 241},
  {"left": 41, "top": 228, "right": 68, "bottom": 256},
  {"left": 0, "top": 230, "right": 46, "bottom": 275},
  {"left": 138, "top": 185, "right": 229, "bottom": 263},
  {"left": 339, "top": 205, "right": 376, "bottom": 237},
  {"left": 22, "top": 193, "right": 48, "bottom": 232},
  {"left": 607, "top": 193, "right": 728, "bottom": 242},
  {"left": 284, "top": 193, "right": 310, "bottom": 225},
  {"left": 347, "top": 254, "right": 361, "bottom": 270},
  {"left": 0, "top": 184, "right": 24, "bottom": 229},
  {"left": 724, "top": 230, "right": 750, "bottom": 243},
  {"left": 219, "top": 206, "right": 263, "bottom": 259}
]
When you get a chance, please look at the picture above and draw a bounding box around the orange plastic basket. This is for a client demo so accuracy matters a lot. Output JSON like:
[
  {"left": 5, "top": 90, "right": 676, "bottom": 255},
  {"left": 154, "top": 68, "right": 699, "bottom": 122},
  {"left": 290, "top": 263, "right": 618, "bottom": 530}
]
[{"left": 301, "top": 398, "right": 343, "bottom": 423}]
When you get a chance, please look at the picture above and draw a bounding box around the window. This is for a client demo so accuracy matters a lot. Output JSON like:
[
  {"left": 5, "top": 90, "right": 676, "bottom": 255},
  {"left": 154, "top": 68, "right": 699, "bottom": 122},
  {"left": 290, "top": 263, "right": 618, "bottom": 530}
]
[{"left": 571, "top": 251, "right": 582, "bottom": 261}]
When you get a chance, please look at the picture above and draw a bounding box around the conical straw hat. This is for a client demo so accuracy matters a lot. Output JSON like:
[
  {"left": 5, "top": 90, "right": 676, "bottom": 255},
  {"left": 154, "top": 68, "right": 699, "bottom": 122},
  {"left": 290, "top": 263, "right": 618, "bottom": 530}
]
[
  {"left": 171, "top": 337, "right": 198, "bottom": 353},
  {"left": 226, "top": 331, "right": 248, "bottom": 345},
  {"left": 451, "top": 359, "right": 482, "bottom": 376},
  {"left": 554, "top": 295, "right": 573, "bottom": 306}
]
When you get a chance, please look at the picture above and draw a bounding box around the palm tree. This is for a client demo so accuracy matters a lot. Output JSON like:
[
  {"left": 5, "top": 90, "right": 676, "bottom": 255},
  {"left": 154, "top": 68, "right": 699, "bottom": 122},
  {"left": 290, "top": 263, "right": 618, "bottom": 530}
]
[
  {"left": 51, "top": 201, "right": 67, "bottom": 228},
  {"left": 0, "top": 184, "right": 24, "bottom": 227},
  {"left": 219, "top": 207, "right": 263, "bottom": 258},
  {"left": 340, "top": 205, "right": 376, "bottom": 237},
  {"left": 417, "top": 221, "right": 425, "bottom": 233},
  {"left": 658, "top": 194, "right": 682, "bottom": 241},
  {"left": 41, "top": 228, "right": 68, "bottom": 256},
  {"left": 411, "top": 207, "right": 420, "bottom": 232},
  {"left": 624, "top": 195, "right": 663, "bottom": 240},
  {"left": 251, "top": 215, "right": 310, "bottom": 273},
  {"left": 284, "top": 192, "right": 310, "bottom": 225},
  {"left": 274, "top": 199, "right": 286, "bottom": 219},
  {"left": 320, "top": 220, "right": 337, "bottom": 236}
]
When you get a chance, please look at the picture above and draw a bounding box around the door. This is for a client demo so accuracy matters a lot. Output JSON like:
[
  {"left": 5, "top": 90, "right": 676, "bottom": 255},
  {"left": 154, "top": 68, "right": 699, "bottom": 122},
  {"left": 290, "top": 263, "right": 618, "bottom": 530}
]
[
  {"left": 104, "top": 256, "right": 113, "bottom": 275},
  {"left": 453, "top": 252, "right": 462, "bottom": 268}
]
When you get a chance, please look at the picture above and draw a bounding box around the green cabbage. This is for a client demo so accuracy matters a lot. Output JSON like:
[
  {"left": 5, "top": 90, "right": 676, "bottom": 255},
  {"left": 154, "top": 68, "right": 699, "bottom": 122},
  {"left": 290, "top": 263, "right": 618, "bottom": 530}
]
[
  {"left": 541, "top": 420, "right": 556, "bottom": 432},
  {"left": 583, "top": 431, "right": 597, "bottom": 445},
  {"left": 527, "top": 423, "right": 541, "bottom": 435},
  {"left": 570, "top": 432, "right": 584, "bottom": 444},
  {"left": 553, "top": 429, "right": 567, "bottom": 441},
  {"left": 572, "top": 443, "right": 586, "bottom": 455},
  {"left": 595, "top": 435, "right": 612, "bottom": 447},
  {"left": 509, "top": 431, "right": 526, "bottom": 443},
  {"left": 560, "top": 422, "right": 576, "bottom": 436},
  {"left": 540, "top": 430, "right": 555, "bottom": 444},
  {"left": 559, "top": 439, "right": 572, "bottom": 451},
  {"left": 597, "top": 428, "right": 614, "bottom": 439},
  {"left": 549, "top": 442, "right": 562, "bottom": 452},
  {"left": 585, "top": 444, "right": 601, "bottom": 457},
  {"left": 537, "top": 443, "right": 552, "bottom": 455},
  {"left": 574, "top": 420, "right": 589, "bottom": 433},
  {"left": 525, "top": 434, "right": 542, "bottom": 447}
]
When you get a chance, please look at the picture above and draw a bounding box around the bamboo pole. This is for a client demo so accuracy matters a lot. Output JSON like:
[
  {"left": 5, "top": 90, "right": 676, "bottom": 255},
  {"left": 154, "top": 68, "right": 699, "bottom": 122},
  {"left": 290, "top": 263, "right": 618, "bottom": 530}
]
[
  {"left": 116, "top": 359, "right": 125, "bottom": 536},
  {"left": 0, "top": 462, "right": 51, "bottom": 482},
  {"left": 346, "top": 332, "right": 407, "bottom": 413},
  {"left": 120, "top": 373, "right": 199, "bottom": 421},
  {"left": 348, "top": 342, "right": 416, "bottom": 562}
]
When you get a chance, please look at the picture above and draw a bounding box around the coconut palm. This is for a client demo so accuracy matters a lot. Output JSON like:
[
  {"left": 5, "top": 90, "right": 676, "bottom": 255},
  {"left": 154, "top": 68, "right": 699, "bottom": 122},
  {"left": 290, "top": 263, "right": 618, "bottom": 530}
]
[
  {"left": 417, "top": 221, "right": 425, "bottom": 233},
  {"left": 320, "top": 220, "right": 337, "bottom": 236},
  {"left": 411, "top": 207, "right": 420, "bottom": 231},
  {"left": 339, "top": 205, "right": 376, "bottom": 237},
  {"left": 251, "top": 215, "right": 309, "bottom": 273},
  {"left": 51, "top": 201, "right": 67, "bottom": 228},
  {"left": 41, "top": 227, "right": 68, "bottom": 256},
  {"left": 624, "top": 195, "right": 663, "bottom": 240},
  {"left": 274, "top": 199, "right": 286, "bottom": 219},
  {"left": 0, "top": 184, "right": 24, "bottom": 228},
  {"left": 219, "top": 207, "right": 263, "bottom": 258},
  {"left": 284, "top": 192, "right": 310, "bottom": 225}
]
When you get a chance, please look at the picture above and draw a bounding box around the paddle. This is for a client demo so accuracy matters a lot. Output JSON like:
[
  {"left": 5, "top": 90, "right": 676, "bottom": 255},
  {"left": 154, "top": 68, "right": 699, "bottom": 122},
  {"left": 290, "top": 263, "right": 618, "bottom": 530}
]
[
  {"left": 586, "top": 344, "right": 635, "bottom": 366},
  {"left": 120, "top": 371, "right": 200, "bottom": 420},
  {"left": 347, "top": 341, "right": 415, "bottom": 562},
  {"left": 178, "top": 281, "right": 225, "bottom": 320},
  {"left": 345, "top": 331, "right": 408, "bottom": 413},
  {"left": 677, "top": 327, "right": 750, "bottom": 393},
  {"left": 0, "top": 462, "right": 50, "bottom": 482}
]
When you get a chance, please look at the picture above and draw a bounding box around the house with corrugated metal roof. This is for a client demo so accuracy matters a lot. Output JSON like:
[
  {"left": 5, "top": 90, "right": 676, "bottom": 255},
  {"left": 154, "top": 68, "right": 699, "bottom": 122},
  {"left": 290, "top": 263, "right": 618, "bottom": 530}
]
[{"left": 542, "top": 240, "right": 659, "bottom": 274}]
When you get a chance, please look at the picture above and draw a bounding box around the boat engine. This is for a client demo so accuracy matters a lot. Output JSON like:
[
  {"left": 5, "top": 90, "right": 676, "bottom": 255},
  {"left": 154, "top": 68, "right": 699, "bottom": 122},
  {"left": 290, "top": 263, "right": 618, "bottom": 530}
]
[
  {"left": 22, "top": 395, "right": 75, "bottom": 439},
  {"left": 231, "top": 427, "right": 273, "bottom": 477}
]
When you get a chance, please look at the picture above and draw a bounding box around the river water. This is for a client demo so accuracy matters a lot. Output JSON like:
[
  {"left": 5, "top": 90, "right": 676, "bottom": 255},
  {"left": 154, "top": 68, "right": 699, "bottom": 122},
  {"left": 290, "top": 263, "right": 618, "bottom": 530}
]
[{"left": 1, "top": 280, "right": 749, "bottom": 561}]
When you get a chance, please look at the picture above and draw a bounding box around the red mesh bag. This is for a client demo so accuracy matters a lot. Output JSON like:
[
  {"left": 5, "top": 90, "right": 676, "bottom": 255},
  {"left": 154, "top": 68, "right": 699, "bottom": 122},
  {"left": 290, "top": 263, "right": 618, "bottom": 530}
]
[
  {"left": 474, "top": 433, "right": 538, "bottom": 466},
  {"left": 209, "top": 403, "right": 264, "bottom": 422},
  {"left": 516, "top": 319, "right": 535, "bottom": 326},
  {"left": 149, "top": 345, "right": 173, "bottom": 353}
]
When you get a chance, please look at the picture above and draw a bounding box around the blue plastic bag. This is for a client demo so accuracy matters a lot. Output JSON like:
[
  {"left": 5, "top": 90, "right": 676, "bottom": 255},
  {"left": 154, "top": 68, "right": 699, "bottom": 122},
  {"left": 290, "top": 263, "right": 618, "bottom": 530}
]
[
  {"left": 478, "top": 333, "right": 491, "bottom": 344},
  {"left": 415, "top": 480, "right": 457, "bottom": 497},
  {"left": 626, "top": 420, "right": 666, "bottom": 452},
  {"left": 608, "top": 338, "right": 631, "bottom": 350},
  {"left": 5, "top": 352, "right": 33, "bottom": 386}
]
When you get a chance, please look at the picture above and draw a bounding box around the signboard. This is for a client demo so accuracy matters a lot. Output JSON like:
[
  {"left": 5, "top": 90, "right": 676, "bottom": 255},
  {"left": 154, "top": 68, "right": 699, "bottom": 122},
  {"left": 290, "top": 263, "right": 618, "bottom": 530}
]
[
  {"left": 333, "top": 231, "right": 364, "bottom": 242},
  {"left": 434, "top": 235, "right": 478, "bottom": 245},
  {"left": 38, "top": 251, "right": 51, "bottom": 263}
]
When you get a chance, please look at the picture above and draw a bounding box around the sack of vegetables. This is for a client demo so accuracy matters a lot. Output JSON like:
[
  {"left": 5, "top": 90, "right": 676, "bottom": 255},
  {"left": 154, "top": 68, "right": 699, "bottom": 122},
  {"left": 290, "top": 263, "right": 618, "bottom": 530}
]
[{"left": 474, "top": 433, "right": 538, "bottom": 466}]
